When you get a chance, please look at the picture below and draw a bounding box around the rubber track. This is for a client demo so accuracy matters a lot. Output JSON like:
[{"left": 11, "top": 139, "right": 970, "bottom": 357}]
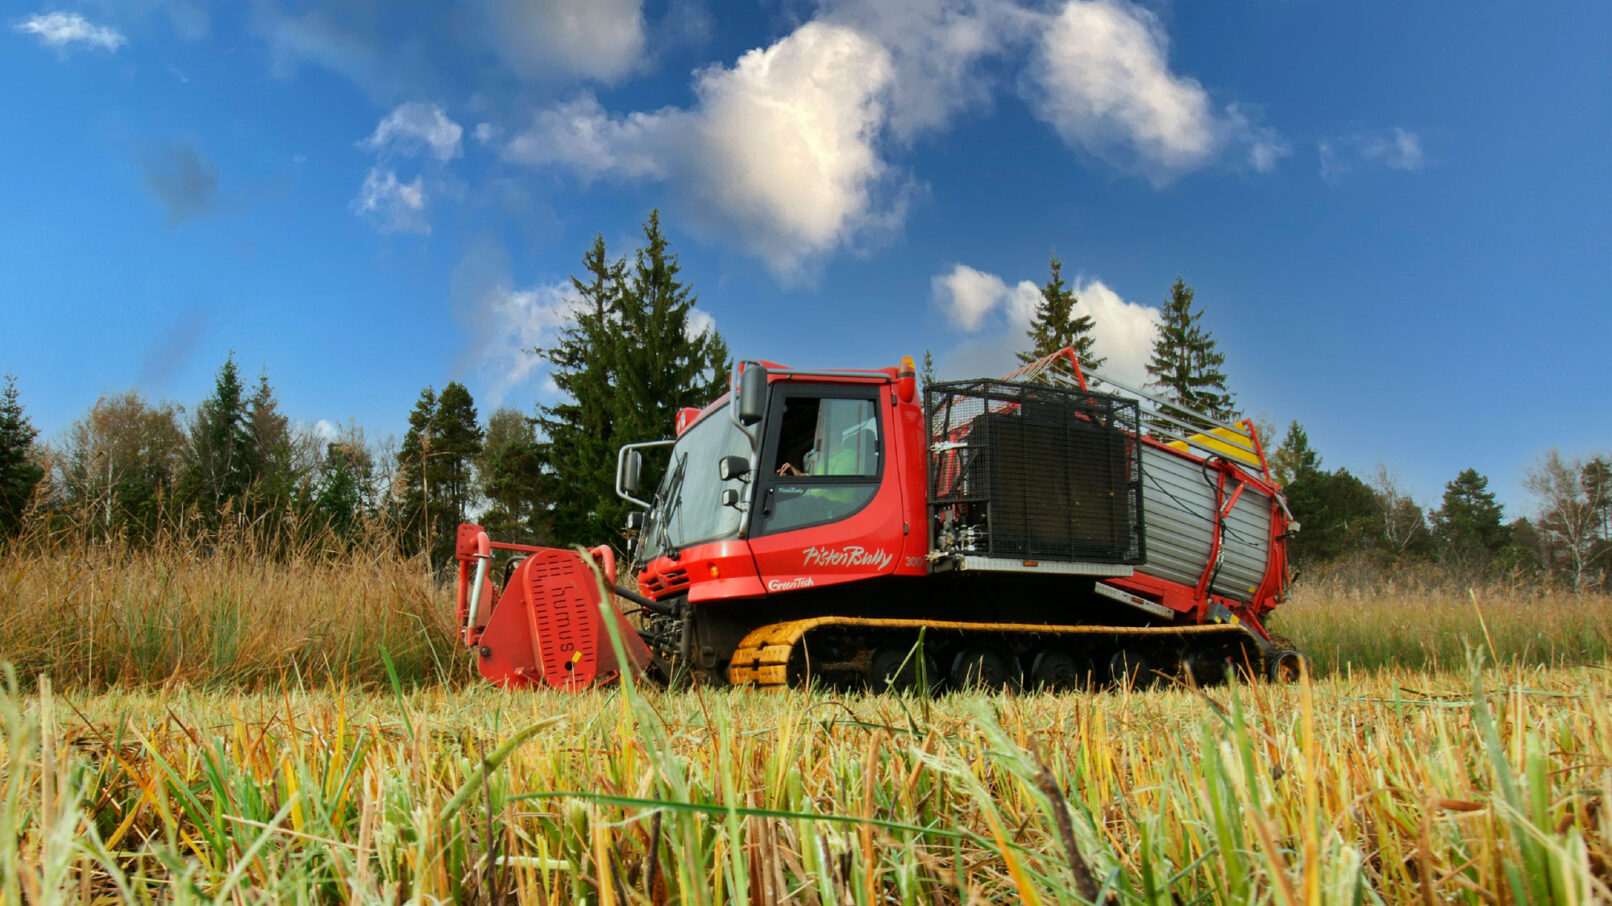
[{"left": 726, "top": 617, "right": 1255, "bottom": 687}]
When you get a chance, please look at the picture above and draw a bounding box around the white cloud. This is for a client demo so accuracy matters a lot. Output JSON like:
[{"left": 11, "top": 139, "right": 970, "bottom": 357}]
[
  {"left": 1227, "top": 104, "right": 1290, "bottom": 173},
  {"left": 687, "top": 23, "right": 898, "bottom": 274},
  {"left": 351, "top": 167, "right": 429, "bottom": 234},
  {"left": 1320, "top": 127, "right": 1426, "bottom": 180},
  {"left": 503, "top": 94, "right": 673, "bottom": 182},
  {"left": 1247, "top": 136, "right": 1289, "bottom": 173},
  {"left": 475, "top": 283, "right": 588, "bottom": 404},
  {"left": 685, "top": 308, "right": 717, "bottom": 342},
  {"left": 933, "top": 263, "right": 1159, "bottom": 385},
  {"left": 931, "top": 263, "right": 1038, "bottom": 331},
  {"left": 480, "top": 0, "right": 646, "bottom": 83},
  {"left": 1025, "top": 1, "right": 1214, "bottom": 180},
  {"left": 503, "top": 21, "right": 902, "bottom": 279},
  {"left": 1024, "top": 1, "right": 1283, "bottom": 183},
  {"left": 14, "top": 11, "right": 126, "bottom": 50},
  {"left": 352, "top": 102, "right": 464, "bottom": 234},
  {"left": 1362, "top": 127, "right": 1424, "bottom": 170},
  {"left": 493, "top": 0, "right": 1284, "bottom": 274},
  {"left": 362, "top": 102, "right": 463, "bottom": 162},
  {"left": 450, "top": 240, "right": 591, "bottom": 406},
  {"left": 473, "top": 122, "right": 501, "bottom": 145},
  {"left": 1070, "top": 277, "right": 1159, "bottom": 386},
  {"left": 815, "top": 0, "right": 1028, "bottom": 141},
  {"left": 309, "top": 419, "right": 341, "bottom": 445}
]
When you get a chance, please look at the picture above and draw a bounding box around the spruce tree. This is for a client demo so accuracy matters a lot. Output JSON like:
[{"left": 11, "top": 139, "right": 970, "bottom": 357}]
[
  {"left": 614, "top": 209, "right": 731, "bottom": 446},
  {"left": 610, "top": 210, "right": 730, "bottom": 540},
  {"left": 1144, "top": 277, "right": 1235, "bottom": 433},
  {"left": 179, "top": 355, "right": 252, "bottom": 524},
  {"left": 430, "top": 381, "right": 483, "bottom": 533},
  {"left": 921, "top": 349, "right": 936, "bottom": 388},
  {"left": 393, "top": 383, "right": 482, "bottom": 563},
  {"left": 1018, "top": 254, "right": 1103, "bottom": 372},
  {"left": 242, "top": 372, "right": 299, "bottom": 527},
  {"left": 538, "top": 211, "right": 731, "bottom": 548},
  {"left": 1269, "top": 421, "right": 1319, "bottom": 487},
  {"left": 0, "top": 375, "right": 44, "bottom": 539},
  {"left": 538, "top": 234, "right": 627, "bottom": 545}
]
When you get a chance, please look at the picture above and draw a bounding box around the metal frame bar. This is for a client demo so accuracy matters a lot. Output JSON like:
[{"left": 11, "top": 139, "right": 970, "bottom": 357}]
[
  {"left": 950, "top": 556, "right": 1135, "bottom": 577},
  {"left": 1028, "top": 356, "right": 1258, "bottom": 464},
  {"left": 1092, "top": 581, "right": 1175, "bottom": 619}
]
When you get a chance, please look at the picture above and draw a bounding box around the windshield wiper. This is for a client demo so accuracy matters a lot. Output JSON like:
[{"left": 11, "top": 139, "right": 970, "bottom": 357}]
[{"left": 654, "top": 451, "right": 690, "bottom": 559}]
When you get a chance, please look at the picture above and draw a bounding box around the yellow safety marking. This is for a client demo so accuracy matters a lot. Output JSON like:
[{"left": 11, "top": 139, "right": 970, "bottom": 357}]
[
  {"left": 725, "top": 616, "right": 1251, "bottom": 686},
  {"left": 1166, "top": 425, "right": 1261, "bottom": 468}
]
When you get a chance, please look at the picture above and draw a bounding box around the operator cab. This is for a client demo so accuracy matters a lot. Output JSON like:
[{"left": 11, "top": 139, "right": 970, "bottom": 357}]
[
  {"left": 621, "top": 360, "right": 925, "bottom": 598},
  {"left": 758, "top": 388, "right": 882, "bottom": 533}
]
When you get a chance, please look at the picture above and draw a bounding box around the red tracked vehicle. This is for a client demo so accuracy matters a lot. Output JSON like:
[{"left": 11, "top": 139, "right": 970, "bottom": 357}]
[{"left": 454, "top": 349, "right": 1302, "bottom": 691}]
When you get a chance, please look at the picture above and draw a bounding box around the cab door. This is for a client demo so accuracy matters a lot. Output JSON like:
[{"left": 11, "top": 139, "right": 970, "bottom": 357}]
[{"left": 746, "top": 383, "right": 906, "bottom": 593}]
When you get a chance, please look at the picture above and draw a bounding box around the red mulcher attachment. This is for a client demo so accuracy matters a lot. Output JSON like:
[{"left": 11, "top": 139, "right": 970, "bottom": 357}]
[{"left": 455, "top": 524, "right": 651, "bottom": 690}]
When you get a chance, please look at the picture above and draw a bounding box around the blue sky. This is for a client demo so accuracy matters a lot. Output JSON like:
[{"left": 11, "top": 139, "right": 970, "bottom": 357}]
[{"left": 2, "top": 0, "right": 1608, "bottom": 518}]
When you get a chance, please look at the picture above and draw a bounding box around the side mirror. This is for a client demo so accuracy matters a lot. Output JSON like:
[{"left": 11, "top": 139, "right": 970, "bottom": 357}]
[
  {"left": 622, "top": 449, "right": 643, "bottom": 495},
  {"left": 721, "top": 488, "right": 741, "bottom": 508},
  {"left": 718, "top": 455, "right": 751, "bottom": 481},
  {"left": 738, "top": 365, "right": 768, "bottom": 426},
  {"left": 625, "top": 511, "right": 644, "bottom": 531}
]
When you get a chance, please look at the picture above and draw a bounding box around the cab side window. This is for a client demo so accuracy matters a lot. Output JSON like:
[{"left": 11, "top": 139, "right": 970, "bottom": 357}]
[
  {"left": 770, "top": 397, "right": 878, "bottom": 477},
  {"left": 761, "top": 394, "right": 881, "bottom": 534}
]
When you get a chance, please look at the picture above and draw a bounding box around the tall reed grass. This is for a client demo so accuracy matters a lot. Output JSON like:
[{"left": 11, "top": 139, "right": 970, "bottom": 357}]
[
  {"left": 0, "top": 522, "right": 462, "bottom": 690},
  {"left": 1, "top": 657, "right": 1606, "bottom": 904},
  {"left": 1276, "top": 564, "right": 1612, "bottom": 674},
  {"left": 4, "top": 522, "right": 1611, "bottom": 689}
]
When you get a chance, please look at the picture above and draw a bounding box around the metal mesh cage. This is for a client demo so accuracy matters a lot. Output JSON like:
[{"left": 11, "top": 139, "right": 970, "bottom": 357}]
[{"left": 926, "top": 379, "right": 1145, "bottom": 564}]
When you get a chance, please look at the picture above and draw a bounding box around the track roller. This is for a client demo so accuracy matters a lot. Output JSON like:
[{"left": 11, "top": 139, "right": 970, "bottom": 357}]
[
  {"left": 1184, "top": 650, "right": 1235, "bottom": 686},
  {"left": 1028, "top": 650, "right": 1089, "bottom": 691},
  {"left": 950, "top": 647, "right": 1022, "bottom": 691},
  {"left": 1109, "top": 649, "right": 1156, "bottom": 690}
]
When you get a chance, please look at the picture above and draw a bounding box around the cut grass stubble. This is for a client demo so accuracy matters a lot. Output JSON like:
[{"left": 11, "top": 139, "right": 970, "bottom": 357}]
[{"left": 2, "top": 658, "right": 1608, "bottom": 904}]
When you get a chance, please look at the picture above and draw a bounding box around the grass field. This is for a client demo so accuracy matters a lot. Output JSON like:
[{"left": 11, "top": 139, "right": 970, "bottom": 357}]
[
  {"left": 2, "top": 535, "right": 1610, "bottom": 902},
  {"left": 3, "top": 660, "right": 1608, "bottom": 904}
]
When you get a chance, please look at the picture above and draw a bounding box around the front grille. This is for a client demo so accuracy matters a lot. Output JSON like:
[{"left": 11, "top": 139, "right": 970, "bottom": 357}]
[{"left": 641, "top": 567, "right": 690, "bottom": 597}]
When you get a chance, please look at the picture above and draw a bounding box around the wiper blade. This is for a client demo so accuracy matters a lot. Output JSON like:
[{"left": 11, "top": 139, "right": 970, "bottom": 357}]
[{"left": 655, "top": 452, "right": 689, "bottom": 557}]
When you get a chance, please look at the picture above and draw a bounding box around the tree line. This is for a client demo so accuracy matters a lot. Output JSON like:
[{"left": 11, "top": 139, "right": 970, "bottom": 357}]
[
  {"left": 1008, "top": 253, "right": 1611, "bottom": 591},
  {"left": 0, "top": 228, "right": 1605, "bottom": 590}
]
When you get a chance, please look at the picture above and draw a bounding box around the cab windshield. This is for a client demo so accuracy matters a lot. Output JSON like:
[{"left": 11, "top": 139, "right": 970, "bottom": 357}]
[{"left": 637, "top": 410, "right": 751, "bottom": 563}]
